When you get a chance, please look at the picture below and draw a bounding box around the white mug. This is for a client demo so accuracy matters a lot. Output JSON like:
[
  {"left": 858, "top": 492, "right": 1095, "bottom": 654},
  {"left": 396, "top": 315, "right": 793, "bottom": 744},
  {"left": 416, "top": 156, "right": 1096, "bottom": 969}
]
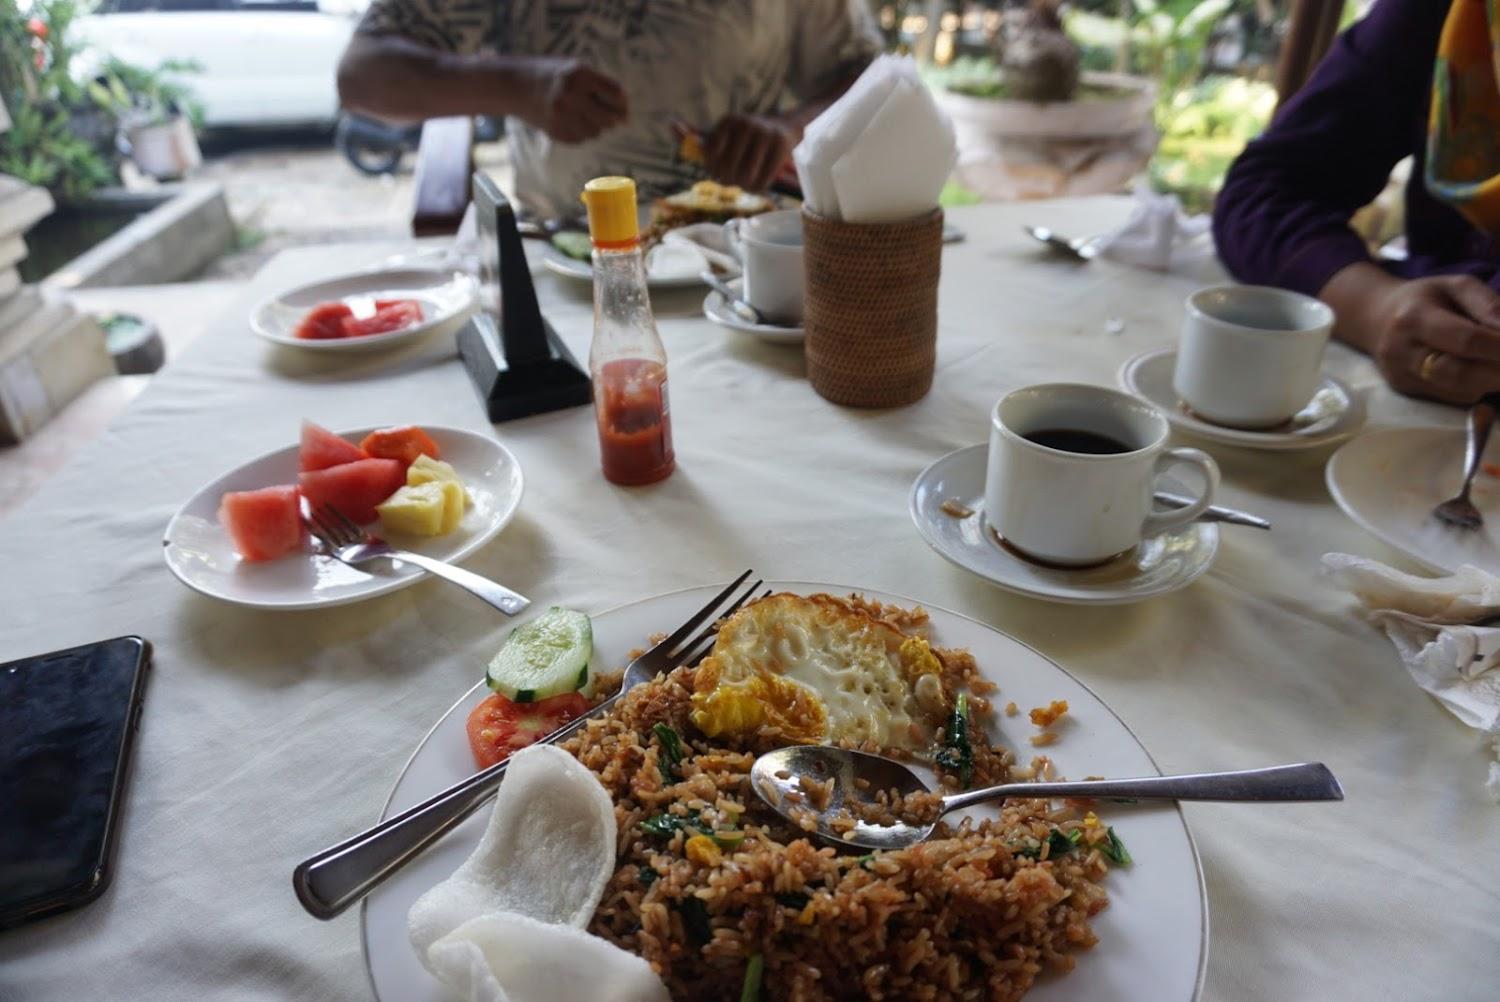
[
  {"left": 724, "top": 209, "right": 804, "bottom": 325},
  {"left": 1173, "top": 285, "right": 1334, "bottom": 429},
  {"left": 984, "top": 383, "right": 1220, "bottom": 567}
]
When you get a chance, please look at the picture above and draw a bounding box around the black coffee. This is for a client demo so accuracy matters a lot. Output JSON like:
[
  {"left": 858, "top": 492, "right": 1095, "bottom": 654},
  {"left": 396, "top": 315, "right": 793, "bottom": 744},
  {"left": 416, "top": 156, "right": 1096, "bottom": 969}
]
[{"left": 1024, "top": 428, "right": 1133, "bottom": 455}]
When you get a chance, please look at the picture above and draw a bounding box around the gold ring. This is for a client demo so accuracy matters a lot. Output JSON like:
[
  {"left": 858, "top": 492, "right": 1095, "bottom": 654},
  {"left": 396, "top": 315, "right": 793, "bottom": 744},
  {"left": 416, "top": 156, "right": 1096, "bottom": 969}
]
[{"left": 1420, "top": 350, "right": 1444, "bottom": 382}]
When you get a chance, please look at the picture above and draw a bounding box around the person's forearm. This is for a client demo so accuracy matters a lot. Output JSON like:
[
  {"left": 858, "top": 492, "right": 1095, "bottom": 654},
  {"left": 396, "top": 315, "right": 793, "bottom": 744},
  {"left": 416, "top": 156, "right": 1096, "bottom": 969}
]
[
  {"left": 1320, "top": 261, "right": 1402, "bottom": 354},
  {"left": 337, "top": 36, "right": 534, "bottom": 124}
]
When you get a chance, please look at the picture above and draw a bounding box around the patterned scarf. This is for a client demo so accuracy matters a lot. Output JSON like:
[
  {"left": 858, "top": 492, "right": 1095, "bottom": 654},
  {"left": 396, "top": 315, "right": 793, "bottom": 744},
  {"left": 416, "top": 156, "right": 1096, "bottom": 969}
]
[{"left": 1428, "top": 0, "right": 1500, "bottom": 233}]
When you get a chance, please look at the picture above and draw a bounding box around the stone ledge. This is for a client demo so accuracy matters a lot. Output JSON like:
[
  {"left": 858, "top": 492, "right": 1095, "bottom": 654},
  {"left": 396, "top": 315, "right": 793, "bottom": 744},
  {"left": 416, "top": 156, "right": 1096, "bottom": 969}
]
[{"left": 42, "top": 182, "right": 234, "bottom": 289}]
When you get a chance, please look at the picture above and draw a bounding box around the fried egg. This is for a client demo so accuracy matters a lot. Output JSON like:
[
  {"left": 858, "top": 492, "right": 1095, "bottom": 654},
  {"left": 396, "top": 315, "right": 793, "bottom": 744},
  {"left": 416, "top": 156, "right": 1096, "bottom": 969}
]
[{"left": 689, "top": 593, "right": 949, "bottom": 753}]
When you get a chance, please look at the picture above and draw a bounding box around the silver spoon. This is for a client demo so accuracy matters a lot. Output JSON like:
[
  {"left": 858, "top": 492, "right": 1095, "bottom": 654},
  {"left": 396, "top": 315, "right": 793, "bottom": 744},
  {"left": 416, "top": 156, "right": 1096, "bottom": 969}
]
[
  {"left": 1433, "top": 391, "right": 1500, "bottom": 530},
  {"left": 700, "top": 270, "right": 766, "bottom": 325},
  {"left": 1024, "top": 224, "right": 1099, "bottom": 261},
  {"left": 751, "top": 746, "right": 1343, "bottom": 852}
]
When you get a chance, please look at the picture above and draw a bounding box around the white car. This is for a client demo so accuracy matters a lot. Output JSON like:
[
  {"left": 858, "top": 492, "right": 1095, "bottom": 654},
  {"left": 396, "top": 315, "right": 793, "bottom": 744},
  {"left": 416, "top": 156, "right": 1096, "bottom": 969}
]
[{"left": 73, "top": 0, "right": 364, "bottom": 129}]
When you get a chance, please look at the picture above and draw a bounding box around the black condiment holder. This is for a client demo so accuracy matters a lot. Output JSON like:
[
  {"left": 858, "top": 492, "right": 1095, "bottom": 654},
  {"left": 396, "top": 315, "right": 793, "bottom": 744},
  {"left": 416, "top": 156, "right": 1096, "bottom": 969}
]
[{"left": 457, "top": 173, "right": 591, "bottom": 422}]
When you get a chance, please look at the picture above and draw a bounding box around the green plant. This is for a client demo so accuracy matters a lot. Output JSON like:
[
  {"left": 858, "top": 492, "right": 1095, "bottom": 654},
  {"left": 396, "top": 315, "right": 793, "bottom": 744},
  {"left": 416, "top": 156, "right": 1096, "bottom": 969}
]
[
  {"left": 1124, "top": 0, "right": 1233, "bottom": 110},
  {"left": 89, "top": 57, "right": 205, "bottom": 130},
  {"left": 1149, "top": 74, "right": 1276, "bottom": 211}
]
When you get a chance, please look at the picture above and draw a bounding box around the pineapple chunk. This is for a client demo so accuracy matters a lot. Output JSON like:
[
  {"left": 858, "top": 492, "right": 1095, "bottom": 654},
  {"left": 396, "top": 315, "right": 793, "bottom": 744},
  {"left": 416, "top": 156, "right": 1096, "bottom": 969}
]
[
  {"left": 437, "top": 478, "right": 465, "bottom": 534},
  {"left": 377, "top": 483, "right": 448, "bottom": 536},
  {"left": 407, "top": 454, "right": 470, "bottom": 507}
]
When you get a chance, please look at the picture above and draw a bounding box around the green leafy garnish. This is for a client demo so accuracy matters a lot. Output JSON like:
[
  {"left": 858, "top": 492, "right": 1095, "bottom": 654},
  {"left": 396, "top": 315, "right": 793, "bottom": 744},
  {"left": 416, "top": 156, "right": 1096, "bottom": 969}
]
[
  {"left": 679, "top": 897, "right": 712, "bottom": 945},
  {"left": 854, "top": 853, "right": 876, "bottom": 870},
  {"left": 775, "top": 892, "right": 810, "bottom": 910},
  {"left": 652, "top": 723, "right": 686, "bottom": 781},
  {"left": 1101, "top": 827, "right": 1132, "bottom": 866},
  {"left": 739, "top": 953, "right": 764, "bottom": 1002},
  {"left": 934, "top": 692, "right": 974, "bottom": 788},
  {"left": 640, "top": 810, "right": 708, "bottom": 838},
  {"left": 1014, "top": 828, "right": 1082, "bottom": 860},
  {"left": 638, "top": 866, "right": 659, "bottom": 887}
]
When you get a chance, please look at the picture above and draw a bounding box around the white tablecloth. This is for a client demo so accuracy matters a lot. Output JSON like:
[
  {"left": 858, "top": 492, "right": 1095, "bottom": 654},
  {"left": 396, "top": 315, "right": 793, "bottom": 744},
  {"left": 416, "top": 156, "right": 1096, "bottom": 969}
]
[{"left": 2, "top": 198, "right": 1496, "bottom": 1000}]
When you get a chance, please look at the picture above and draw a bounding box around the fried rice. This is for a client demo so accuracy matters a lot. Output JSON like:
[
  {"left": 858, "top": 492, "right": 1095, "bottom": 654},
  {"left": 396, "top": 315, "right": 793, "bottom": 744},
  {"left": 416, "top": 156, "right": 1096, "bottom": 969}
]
[{"left": 560, "top": 596, "right": 1114, "bottom": 1002}]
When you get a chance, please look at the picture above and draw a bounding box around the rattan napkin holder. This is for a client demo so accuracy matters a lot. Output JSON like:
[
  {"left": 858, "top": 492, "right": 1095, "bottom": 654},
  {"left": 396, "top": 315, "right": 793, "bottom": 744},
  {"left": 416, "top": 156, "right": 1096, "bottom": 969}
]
[{"left": 802, "top": 206, "right": 943, "bottom": 408}]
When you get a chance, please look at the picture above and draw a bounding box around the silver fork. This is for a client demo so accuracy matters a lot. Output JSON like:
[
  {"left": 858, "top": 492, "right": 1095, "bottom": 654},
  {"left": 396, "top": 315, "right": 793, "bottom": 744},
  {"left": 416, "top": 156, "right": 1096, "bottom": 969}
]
[
  {"left": 304, "top": 502, "right": 529, "bottom": 616},
  {"left": 292, "top": 568, "right": 765, "bottom": 919},
  {"left": 1433, "top": 392, "right": 1500, "bottom": 530}
]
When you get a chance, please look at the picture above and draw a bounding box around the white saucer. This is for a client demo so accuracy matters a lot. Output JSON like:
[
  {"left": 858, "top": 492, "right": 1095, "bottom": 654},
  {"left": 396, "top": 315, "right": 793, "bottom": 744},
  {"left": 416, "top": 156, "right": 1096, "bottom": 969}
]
[
  {"left": 1326, "top": 426, "right": 1500, "bottom": 575},
  {"left": 702, "top": 277, "right": 804, "bottom": 344},
  {"left": 163, "top": 425, "right": 522, "bottom": 610},
  {"left": 909, "top": 444, "right": 1219, "bottom": 605},
  {"left": 250, "top": 268, "right": 475, "bottom": 353},
  {"left": 542, "top": 243, "right": 706, "bottom": 289},
  {"left": 1119, "top": 346, "right": 1365, "bottom": 451}
]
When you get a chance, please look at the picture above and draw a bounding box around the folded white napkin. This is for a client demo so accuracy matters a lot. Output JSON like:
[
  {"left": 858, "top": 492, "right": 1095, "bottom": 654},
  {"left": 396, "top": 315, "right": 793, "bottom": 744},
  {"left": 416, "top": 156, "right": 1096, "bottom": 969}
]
[
  {"left": 660, "top": 223, "right": 740, "bottom": 274},
  {"left": 793, "top": 55, "right": 956, "bottom": 223},
  {"left": 1324, "top": 553, "right": 1500, "bottom": 801},
  {"left": 1094, "top": 184, "right": 1214, "bottom": 274}
]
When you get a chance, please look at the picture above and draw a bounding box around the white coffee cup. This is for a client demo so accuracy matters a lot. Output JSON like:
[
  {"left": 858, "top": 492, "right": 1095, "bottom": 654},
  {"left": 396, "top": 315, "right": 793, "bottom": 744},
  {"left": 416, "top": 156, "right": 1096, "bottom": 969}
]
[
  {"left": 1172, "top": 285, "right": 1334, "bottom": 429},
  {"left": 724, "top": 209, "right": 804, "bottom": 325},
  {"left": 985, "top": 383, "right": 1220, "bottom": 567}
]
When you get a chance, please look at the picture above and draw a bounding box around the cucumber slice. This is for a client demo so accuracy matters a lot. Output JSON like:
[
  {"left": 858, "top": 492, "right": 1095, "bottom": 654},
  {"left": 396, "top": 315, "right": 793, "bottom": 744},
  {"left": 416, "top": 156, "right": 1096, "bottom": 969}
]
[
  {"left": 551, "top": 231, "right": 593, "bottom": 262},
  {"left": 487, "top": 607, "right": 592, "bottom": 702}
]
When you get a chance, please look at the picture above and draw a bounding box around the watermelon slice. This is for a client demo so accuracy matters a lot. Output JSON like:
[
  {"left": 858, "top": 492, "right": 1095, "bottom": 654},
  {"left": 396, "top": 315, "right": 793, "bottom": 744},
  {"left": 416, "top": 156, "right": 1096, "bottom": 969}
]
[
  {"left": 219, "top": 485, "right": 304, "bottom": 562},
  {"left": 299, "top": 458, "right": 405, "bottom": 524},
  {"left": 294, "top": 301, "right": 354, "bottom": 340},
  {"left": 300, "top": 421, "right": 367, "bottom": 472},
  {"left": 341, "top": 299, "right": 423, "bottom": 338}
]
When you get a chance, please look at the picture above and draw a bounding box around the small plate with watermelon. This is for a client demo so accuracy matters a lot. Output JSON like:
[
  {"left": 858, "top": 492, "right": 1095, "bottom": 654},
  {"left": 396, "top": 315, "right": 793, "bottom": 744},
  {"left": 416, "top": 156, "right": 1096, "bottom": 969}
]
[
  {"left": 250, "top": 267, "right": 476, "bottom": 353},
  {"left": 163, "top": 422, "right": 522, "bottom": 610}
]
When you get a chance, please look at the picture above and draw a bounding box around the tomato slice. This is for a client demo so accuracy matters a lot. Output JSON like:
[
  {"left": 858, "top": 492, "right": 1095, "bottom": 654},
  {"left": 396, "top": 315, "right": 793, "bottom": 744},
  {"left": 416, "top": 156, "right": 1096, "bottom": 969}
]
[
  {"left": 339, "top": 299, "right": 423, "bottom": 338},
  {"left": 359, "top": 425, "right": 442, "bottom": 467},
  {"left": 294, "top": 301, "right": 354, "bottom": 340},
  {"left": 466, "top": 691, "right": 591, "bottom": 769}
]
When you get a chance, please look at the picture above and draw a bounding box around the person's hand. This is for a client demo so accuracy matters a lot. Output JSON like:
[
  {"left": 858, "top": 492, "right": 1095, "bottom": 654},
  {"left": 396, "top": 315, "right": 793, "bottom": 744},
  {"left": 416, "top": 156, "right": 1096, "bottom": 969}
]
[
  {"left": 1360, "top": 274, "right": 1500, "bottom": 404},
  {"left": 703, "top": 113, "right": 797, "bottom": 192},
  {"left": 515, "top": 57, "right": 628, "bottom": 144}
]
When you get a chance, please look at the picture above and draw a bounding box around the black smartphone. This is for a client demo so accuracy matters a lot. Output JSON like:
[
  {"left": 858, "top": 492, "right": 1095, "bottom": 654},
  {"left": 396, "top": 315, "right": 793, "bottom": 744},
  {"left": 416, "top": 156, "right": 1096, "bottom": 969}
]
[{"left": 0, "top": 636, "right": 150, "bottom": 930}]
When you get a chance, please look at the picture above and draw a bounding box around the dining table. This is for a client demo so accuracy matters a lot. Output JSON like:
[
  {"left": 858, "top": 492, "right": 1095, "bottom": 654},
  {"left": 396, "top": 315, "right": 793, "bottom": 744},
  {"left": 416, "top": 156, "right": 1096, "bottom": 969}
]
[{"left": 1, "top": 195, "right": 1495, "bottom": 1001}]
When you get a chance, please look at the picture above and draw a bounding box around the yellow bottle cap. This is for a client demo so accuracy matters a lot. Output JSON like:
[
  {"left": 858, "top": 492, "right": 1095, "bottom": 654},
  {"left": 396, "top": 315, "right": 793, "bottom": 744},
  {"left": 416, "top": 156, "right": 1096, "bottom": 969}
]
[{"left": 580, "top": 176, "right": 639, "bottom": 247}]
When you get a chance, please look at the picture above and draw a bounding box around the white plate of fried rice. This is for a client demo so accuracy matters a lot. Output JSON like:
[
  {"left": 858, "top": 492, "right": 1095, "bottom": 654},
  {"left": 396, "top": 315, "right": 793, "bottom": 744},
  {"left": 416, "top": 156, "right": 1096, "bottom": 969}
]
[{"left": 363, "top": 583, "right": 1208, "bottom": 1002}]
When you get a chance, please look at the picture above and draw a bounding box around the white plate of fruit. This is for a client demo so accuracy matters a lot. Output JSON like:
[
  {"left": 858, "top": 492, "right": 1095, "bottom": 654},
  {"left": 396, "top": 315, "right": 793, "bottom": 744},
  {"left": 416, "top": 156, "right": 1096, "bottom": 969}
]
[{"left": 162, "top": 422, "right": 523, "bottom": 610}]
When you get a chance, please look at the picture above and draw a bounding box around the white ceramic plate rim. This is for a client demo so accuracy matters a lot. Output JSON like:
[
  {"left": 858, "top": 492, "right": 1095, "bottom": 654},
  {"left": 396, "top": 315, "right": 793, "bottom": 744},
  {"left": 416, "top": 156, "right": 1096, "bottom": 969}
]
[
  {"left": 1324, "top": 426, "right": 1457, "bottom": 575},
  {"left": 360, "top": 580, "right": 1208, "bottom": 1002},
  {"left": 161, "top": 425, "right": 522, "bottom": 610},
  {"left": 701, "top": 278, "right": 804, "bottom": 343},
  {"left": 542, "top": 247, "right": 706, "bottom": 289},
  {"left": 1118, "top": 346, "right": 1365, "bottom": 451},
  {"left": 250, "top": 268, "right": 474, "bottom": 352},
  {"left": 909, "top": 445, "right": 1219, "bottom": 605}
]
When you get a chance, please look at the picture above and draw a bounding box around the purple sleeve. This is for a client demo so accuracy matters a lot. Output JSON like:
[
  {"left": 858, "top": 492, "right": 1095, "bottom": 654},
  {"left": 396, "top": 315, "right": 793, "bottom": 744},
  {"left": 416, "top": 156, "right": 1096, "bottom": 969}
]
[{"left": 1211, "top": 0, "right": 1447, "bottom": 296}]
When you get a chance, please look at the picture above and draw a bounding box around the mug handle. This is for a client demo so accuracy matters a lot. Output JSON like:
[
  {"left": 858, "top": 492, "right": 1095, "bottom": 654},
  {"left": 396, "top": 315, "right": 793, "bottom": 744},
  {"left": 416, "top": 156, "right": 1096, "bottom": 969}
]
[
  {"left": 1142, "top": 448, "right": 1220, "bottom": 537},
  {"left": 723, "top": 218, "right": 747, "bottom": 264}
]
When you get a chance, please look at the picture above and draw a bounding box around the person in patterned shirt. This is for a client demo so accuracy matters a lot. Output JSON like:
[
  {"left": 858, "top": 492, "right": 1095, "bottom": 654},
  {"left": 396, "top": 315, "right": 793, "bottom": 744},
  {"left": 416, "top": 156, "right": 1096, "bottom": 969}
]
[{"left": 337, "top": 0, "right": 881, "bottom": 217}]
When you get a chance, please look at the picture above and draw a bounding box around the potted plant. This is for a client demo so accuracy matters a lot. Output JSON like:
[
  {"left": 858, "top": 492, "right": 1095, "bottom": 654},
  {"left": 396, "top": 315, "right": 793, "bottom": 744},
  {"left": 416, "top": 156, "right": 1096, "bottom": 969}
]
[
  {"left": 925, "top": 0, "right": 1160, "bottom": 200},
  {"left": 89, "top": 58, "right": 203, "bottom": 181}
]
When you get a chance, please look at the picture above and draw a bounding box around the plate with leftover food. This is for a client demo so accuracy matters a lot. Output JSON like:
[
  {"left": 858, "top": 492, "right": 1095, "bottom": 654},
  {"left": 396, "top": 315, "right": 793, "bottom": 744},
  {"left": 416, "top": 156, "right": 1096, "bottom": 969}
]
[
  {"left": 250, "top": 268, "right": 476, "bottom": 352},
  {"left": 362, "top": 583, "right": 1207, "bottom": 1002},
  {"left": 910, "top": 445, "right": 1219, "bottom": 605},
  {"left": 1327, "top": 425, "right": 1500, "bottom": 575},
  {"left": 544, "top": 181, "right": 775, "bottom": 289},
  {"left": 1119, "top": 346, "right": 1365, "bottom": 452},
  {"left": 163, "top": 421, "right": 521, "bottom": 610}
]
